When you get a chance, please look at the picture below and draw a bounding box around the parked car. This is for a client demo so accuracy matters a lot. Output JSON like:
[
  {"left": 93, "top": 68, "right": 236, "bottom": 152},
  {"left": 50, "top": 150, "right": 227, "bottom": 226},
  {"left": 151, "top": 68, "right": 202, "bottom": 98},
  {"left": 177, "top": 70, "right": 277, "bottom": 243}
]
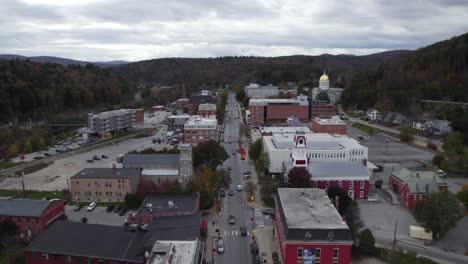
[
  {"left": 74, "top": 204, "right": 84, "bottom": 212},
  {"left": 33, "top": 156, "right": 43, "bottom": 160},
  {"left": 87, "top": 202, "right": 97, "bottom": 211},
  {"left": 228, "top": 188, "right": 234, "bottom": 196},
  {"left": 93, "top": 155, "right": 100, "bottom": 160},
  {"left": 228, "top": 215, "right": 236, "bottom": 225},
  {"left": 252, "top": 255, "right": 260, "bottom": 264},
  {"left": 86, "top": 159, "right": 94, "bottom": 163},
  {"left": 106, "top": 205, "right": 115, "bottom": 212},
  {"left": 220, "top": 189, "right": 226, "bottom": 197},
  {"left": 427, "top": 143, "right": 437, "bottom": 150},
  {"left": 113, "top": 205, "right": 123, "bottom": 213},
  {"left": 217, "top": 239, "right": 225, "bottom": 254},
  {"left": 227, "top": 166, "right": 232, "bottom": 171},
  {"left": 250, "top": 241, "right": 259, "bottom": 255},
  {"left": 240, "top": 226, "right": 247, "bottom": 236},
  {"left": 101, "top": 154, "right": 108, "bottom": 159},
  {"left": 118, "top": 207, "right": 128, "bottom": 216},
  {"left": 236, "top": 185, "right": 243, "bottom": 191},
  {"left": 243, "top": 170, "right": 252, "bottom": 175},
  {"left": 44, "top": 152, "right": 51, "bottom": 157},
  {"left": 374, "top": 180, "right": 383, "bottom": 189},
  {"left": 243, "top": 174, "right": 252, "bottom": 180}
]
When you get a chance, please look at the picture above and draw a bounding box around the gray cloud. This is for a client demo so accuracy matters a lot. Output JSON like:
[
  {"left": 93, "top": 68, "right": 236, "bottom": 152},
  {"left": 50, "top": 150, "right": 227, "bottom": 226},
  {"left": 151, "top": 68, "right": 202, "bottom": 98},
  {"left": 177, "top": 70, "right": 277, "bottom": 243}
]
[{"left": 0, "top": 0, "right": 467, "bottom": 61}]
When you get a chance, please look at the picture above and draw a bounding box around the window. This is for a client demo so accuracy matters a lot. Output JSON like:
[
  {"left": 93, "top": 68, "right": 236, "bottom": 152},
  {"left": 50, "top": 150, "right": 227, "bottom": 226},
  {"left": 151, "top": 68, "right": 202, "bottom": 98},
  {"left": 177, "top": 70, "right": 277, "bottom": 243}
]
[
  {"left": 359, "top": 191, "right": 364, "bottom": 198},
  {"left": 88, "top": 257, "right": 94, "bottom": 264},
  {"left": 349, "top": 181, "right": 354, "bottom": 189},
  {"left": 31, "top": 252, "right": 37, "bottom": 259},
  {"left": 297, "top": 248, "right": 304, "bottom": 258},
  {"left": 42, "top": 253, "right": 49, "bottom": 260},
  {"left": 36, "top": 218, "right": 39, "bottom": 223},
  {"left": 338, "top": 181, "right": 342, "bottom": 187},
  {"left": 333, "top": 248, "right": 339, "bottom": 259},
  {"left": 360, "top": 181, "right": 365, "bottom": 189},
  {"left": 65, "top": 255, "right": 72, "bottom": 262},
  {"left": 315, "top": 248, "right": 321, "bottom": 258},
  {"left": 326, "top": 181, "right": 330, "bottom": 188},
  {"left": 313, "top": 181, "right": 318, "bottom": 188}
]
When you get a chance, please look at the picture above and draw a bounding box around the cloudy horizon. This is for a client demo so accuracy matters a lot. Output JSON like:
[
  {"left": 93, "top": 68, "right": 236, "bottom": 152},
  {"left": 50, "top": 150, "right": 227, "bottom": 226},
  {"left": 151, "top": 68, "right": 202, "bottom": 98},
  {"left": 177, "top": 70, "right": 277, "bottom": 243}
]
[{"left": 1, "top": 0, "right": 468, "bottom": 62}]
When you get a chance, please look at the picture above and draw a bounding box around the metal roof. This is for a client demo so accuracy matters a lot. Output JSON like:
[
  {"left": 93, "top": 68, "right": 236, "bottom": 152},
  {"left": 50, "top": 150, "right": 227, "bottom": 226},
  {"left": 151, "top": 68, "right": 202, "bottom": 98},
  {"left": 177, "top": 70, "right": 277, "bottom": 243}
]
[
  {"left": 0, "top": 198, "right": 56, "bottom": 217},
  {"left": 308, "top": 161, "right": 370, "bottom": 178},
  {"left": 123, "top": 154, "right": 180, "bottom": 167},
  {"left": 71, "top": 168, "right": 141, "bottom": 179}
]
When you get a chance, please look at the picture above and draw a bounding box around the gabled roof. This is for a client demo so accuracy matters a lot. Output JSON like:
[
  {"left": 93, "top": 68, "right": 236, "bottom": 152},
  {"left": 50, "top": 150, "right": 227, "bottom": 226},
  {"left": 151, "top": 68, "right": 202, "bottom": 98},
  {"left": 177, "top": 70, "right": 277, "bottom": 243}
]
[
  {"left": 392, "top": 167, "right": 447, "bottom": 194},
  {"left": 0, "top": 198, "right": 59, "bottom": 217}
]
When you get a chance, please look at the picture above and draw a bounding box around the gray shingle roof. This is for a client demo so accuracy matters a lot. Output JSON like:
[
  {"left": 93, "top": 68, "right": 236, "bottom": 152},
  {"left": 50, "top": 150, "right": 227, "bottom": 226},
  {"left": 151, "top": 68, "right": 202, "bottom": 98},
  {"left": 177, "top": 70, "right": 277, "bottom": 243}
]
[
  {"left": 26, "top": 221, "right": 144, "bottom": 262},
  {"left": 308, "top": 161, "right": 370, "bottom": 178},
  {"left": 0, "top": 198, "right": 55, "bottom": 217},
  {"left": 71, "top": 168, "right": 141, "bottom": 179},
  {"left": 123, "top": 154, "right": 180, "bottom": 167}
]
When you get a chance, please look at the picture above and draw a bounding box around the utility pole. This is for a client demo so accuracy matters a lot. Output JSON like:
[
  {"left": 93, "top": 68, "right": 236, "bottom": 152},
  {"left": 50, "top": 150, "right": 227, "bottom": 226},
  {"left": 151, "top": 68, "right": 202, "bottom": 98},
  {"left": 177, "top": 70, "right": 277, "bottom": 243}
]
[
  {"left": 66, "top": 178, "right": 71, "bottom": 201},
  {"left": 392, "top": 219, "right": 398, "bottom": 251},
  {"left": 21, "top": 171, "right": 25, "bottom": 198}
]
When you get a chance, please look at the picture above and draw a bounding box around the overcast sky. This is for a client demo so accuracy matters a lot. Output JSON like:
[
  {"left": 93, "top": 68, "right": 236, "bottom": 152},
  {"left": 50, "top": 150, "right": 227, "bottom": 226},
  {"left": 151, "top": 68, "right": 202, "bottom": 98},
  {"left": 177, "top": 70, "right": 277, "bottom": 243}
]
[{"left": 1, "top": 0, "right": 468, "bottom": 61}]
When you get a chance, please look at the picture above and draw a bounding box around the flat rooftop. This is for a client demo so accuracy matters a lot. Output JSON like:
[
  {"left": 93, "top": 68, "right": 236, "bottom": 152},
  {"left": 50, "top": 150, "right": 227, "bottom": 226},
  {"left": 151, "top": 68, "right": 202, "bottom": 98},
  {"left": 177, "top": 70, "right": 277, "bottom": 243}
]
[
  {"left": 91, "top": 109, "right": 137, "bottom": 118},
  {"left": 313, "top": 116, "right": 346, "bottom": 125},
  {"left": 71, "top": 168, "right": 141, "bottom": 179},
  {"left": 257, "top": 126, "right": 311, "bottom": 134},
  {"left": 137, "top": 195, "right": 199, "bottom": 216},
  {"left": 184, "top": 117, "right": 218, "bottom": 127},
  {"left": 277, "top": 188, "right": 348, "bottom": 230},
  {"left": 266, "top": 132, "right": 364, "bottom": 150},
  {"left": 148, "top": 241, "right": 198, "bottom": 264},
  {"left": 123, "top": 154, "right": 180, "bottom": 167}
]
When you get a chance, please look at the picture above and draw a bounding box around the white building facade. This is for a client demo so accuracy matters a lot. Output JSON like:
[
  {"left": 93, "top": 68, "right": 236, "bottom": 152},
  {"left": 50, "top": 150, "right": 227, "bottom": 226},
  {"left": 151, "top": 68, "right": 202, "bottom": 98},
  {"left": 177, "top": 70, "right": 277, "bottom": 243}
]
[
  {"left": 244, "top": 83, "right": 279, "bottom": 99},
  {"left": 263, "top": 131, "right": 368, "bottom": 174}
]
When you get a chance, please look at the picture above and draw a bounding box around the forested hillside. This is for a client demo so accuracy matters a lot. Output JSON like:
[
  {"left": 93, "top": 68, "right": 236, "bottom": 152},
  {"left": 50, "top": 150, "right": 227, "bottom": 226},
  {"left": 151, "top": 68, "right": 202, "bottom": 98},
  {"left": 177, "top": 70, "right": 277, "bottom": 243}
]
[
  {"left": 342, "top": 32, "right": 468, "bottom": 110},
  {"left": 115, "top": 51, "right": 405, "bottom": 88},
  {"left": 0, "top": 60, "right": 135, "bottom": 123}
]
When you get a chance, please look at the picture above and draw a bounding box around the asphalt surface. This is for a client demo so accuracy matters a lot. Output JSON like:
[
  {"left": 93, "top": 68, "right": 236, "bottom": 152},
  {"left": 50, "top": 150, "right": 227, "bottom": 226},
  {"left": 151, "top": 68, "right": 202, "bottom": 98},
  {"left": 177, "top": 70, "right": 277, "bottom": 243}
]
[{"left": 211, "top": 92, "right": 257, "bottom": 264}]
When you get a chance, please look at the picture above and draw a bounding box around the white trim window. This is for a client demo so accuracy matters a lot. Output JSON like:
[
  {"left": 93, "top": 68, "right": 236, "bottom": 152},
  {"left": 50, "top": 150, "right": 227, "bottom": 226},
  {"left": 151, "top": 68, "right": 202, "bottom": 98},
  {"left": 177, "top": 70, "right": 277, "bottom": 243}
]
[
  {"left": 326, "top": 181, "right": 330, "bottom": 188},
  {"left": 333, "top": 248, "right": 339, "bottom": 259},
  {"left": 349, "top": 181, "right": 354, "bottom": 189},
  {"left": 359, "top": 191, "right": 364, "bottom": 199},
  {"left": 338, "top": 181, "right": 342, "bottom": 188},
  {"left": 360, "top": 180, "right": 365, "bottom": 189}
]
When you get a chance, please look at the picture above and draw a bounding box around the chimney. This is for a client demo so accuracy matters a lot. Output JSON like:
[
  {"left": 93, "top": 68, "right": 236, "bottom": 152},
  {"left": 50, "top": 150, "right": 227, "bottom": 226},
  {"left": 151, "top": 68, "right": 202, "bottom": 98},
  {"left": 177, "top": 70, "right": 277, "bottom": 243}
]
[{"left": 335, "top": 195, "right": 340, "bottom": 211}]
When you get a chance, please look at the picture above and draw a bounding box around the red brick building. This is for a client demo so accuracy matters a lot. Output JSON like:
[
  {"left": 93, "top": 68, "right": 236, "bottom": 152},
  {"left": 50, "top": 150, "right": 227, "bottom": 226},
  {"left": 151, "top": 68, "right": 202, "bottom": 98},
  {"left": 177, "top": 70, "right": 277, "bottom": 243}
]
[
  {"left": 187, "top": 95, "right": 217, "bottom": 114},
  {"left": 183, "top": 117, "right": 218, "bottom": 145},
  {"left": 129, "top": 195, "right": 200, "bottom": 224},
  {"left": 312, "top": 116, "right": 347, "bottom": 135},
  {"left": 275, "top": 188, "right": 353, "bottom": 264},
  {"left": 197, "top": 103, "right": 217, "bottom": 117},
  {"left": 0, "top": 198, "right": 65, "bottom": 237},
  {"left": 135, "top": 109, "right": 144, "bottom": 124},
  {"left": 248, "top": 95, "right": 309, "bottom": 127},
  {"left": 311, "top": 100, "right": 335, "bottom": 118},
  {"left": 388, "top": 168, "right": 448, "bottom": 209}
]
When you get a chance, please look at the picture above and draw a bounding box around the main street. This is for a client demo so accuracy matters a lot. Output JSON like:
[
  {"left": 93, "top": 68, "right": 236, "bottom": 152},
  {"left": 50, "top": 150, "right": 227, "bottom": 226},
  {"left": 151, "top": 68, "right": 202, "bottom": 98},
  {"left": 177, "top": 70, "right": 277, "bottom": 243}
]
[{"left": 211, "top": 92, "right": 259, "bottom": 264}]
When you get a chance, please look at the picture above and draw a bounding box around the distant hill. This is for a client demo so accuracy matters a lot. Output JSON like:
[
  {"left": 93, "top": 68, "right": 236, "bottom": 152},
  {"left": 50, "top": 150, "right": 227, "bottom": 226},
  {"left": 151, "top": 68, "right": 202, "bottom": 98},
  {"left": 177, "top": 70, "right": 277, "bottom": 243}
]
[
  {"left": 115, "top": 50, "right": 409, "bottom": 90},
  {"left": 0, "top": 54, "right": 128, "bottom": 67},
  {"left": 0, "top": 60, "right": 135, "bottom": 123}
]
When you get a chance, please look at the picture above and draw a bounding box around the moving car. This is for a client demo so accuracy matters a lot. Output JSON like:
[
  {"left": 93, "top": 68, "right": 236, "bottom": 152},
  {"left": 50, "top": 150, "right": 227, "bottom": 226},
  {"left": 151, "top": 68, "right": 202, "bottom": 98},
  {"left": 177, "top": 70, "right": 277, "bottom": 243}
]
[
  {"left": 86, "top": 202, "right": 97, "bottom": 211},
  {"left": 240, "top": 226, "right": 247, "bottom": 236},
  {"left": 113, "top": 205, "right": 123, "bottom": 213},
  {"left": 228, "top": 215, "right": 236, "bottom": 225},
  {"left": 250, "top": 241, "right": 259, "bottom": 255},
  {"left": 217, "top": 239, "right": 225, "bottom": 254},
  {"left": 243, "top": 174, "right": 252, "bottom": 180},
  {"left": 101, "top": 154, "right": 108, "bottom": 159},
  {"left": 228, "top": 188, "right": 234, "bottom": 196},
  {"left": 236, "top": 185, "right": 243, "bottom": 191},
  {"left": 93, "top": 155, "right": 100, "bottom": 160}
]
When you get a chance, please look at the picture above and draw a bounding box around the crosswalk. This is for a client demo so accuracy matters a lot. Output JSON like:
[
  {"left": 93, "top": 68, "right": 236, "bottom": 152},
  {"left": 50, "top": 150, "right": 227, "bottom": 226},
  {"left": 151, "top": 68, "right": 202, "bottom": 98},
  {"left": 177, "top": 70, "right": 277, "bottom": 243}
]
[
  {"left": 222, "top": 230, "right": 251, "bottom": 236},
  {"left": 254, "top": 208, "right": 264, "bottom": 228}
]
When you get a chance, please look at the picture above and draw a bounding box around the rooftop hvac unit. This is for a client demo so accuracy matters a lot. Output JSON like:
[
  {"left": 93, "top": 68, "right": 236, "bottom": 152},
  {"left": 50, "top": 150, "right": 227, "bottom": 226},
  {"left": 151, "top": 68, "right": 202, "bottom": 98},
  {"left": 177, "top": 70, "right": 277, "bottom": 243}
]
[{"left": 168, "top": 200, "right": 175, "bottom": 208}]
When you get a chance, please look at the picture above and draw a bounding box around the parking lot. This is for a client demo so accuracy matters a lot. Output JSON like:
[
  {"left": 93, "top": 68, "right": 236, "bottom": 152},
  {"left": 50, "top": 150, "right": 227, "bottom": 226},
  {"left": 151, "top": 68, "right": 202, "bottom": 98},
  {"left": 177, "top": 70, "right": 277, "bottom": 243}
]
[
  {"left": 347, "top": 125, "right": 434, "bottom": 163},
  {"left": 65, "top": 205, "right": 131, "bottom": 226},
  {"left": 0, "top": 126, "right": 171, "bottom": 191}
]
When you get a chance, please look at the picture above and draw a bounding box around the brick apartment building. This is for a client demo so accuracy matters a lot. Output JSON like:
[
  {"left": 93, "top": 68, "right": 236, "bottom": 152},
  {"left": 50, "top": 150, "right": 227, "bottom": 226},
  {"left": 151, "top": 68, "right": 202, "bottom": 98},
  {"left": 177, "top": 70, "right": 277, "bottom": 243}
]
[
  {"left": 129, "top": 195, "right": 200, "bottom": 224},
  {"left": 275, "top": 188, "right": 352, "bottom": 264},
  {"left": 70, "top": 168, "right": 141, "bottom": 202},
  {"left": 312, "top": 116, "right": 347, "bottom": 135},
  {"left": 183, "top": 117, "right": 218, "bottom": 145},
  {"left": 0, "top": 198, "right": 65, "bottom": 237},
  {"left": 187, "top": 95, "right": 217, "bottom": 115},
  {"left": 197, "top": 103, "right": 217, "bottom": 117},
  {"left": 248, "top": 95, "right": 309, "bottom": 127},
  {"left": 388, "top": 168, "right": 448, "bottom": 209},
  {"left": 311, "top": 100, "right": 335, "bottom": 118}
]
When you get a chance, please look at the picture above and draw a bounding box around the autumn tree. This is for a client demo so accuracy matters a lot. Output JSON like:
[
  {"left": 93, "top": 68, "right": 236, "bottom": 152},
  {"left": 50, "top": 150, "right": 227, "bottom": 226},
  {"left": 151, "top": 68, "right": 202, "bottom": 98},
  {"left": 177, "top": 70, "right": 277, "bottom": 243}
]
[
  {"left": 249, "top": 139, "right": 263, "bottom": 161},
  {"left": 255, "top": 152, "right": 270, "bottom": 176},
  {"left": 245, "top": 180, "right": 257, "bottom": 196},
  {"left": 287, "top": 167, "right": 311, "bottom": 188},
  {"left": 23, "top": 140, "right": 33, "bottom": 153},
  {"left": 457, "top": 184, "right": 468, "bottom": 210},
  {"left": 6, "top": 144, "right": 19, "bottom": 158},
  {"left": 192, "top": 140, "right": 228, "bottom": 170}
]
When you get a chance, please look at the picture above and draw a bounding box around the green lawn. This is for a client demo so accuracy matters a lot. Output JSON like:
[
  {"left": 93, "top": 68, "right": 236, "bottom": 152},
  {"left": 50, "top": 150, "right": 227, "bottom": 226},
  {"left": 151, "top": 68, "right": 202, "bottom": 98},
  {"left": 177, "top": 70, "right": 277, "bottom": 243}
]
[
  {"left": 0, "top": 189, "right": 68, "bottom": 200},
  {"left": 352, "top": 123, "right": 381, "bottom": 135}
]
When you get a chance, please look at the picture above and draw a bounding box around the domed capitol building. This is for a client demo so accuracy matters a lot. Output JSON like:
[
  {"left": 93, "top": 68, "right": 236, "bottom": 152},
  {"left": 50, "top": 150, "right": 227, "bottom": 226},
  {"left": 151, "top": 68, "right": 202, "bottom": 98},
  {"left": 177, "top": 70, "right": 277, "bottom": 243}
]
[{"left": 311, "top": 71, "right": 344, "bottom": 104}]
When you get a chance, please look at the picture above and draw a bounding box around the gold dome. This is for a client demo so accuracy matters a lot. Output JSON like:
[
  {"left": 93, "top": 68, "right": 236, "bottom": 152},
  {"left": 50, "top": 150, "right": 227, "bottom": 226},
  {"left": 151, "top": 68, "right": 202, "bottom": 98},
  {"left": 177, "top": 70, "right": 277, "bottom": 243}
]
[{"left": 320, "top": 73, "right": 329, "bottom": 81}]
